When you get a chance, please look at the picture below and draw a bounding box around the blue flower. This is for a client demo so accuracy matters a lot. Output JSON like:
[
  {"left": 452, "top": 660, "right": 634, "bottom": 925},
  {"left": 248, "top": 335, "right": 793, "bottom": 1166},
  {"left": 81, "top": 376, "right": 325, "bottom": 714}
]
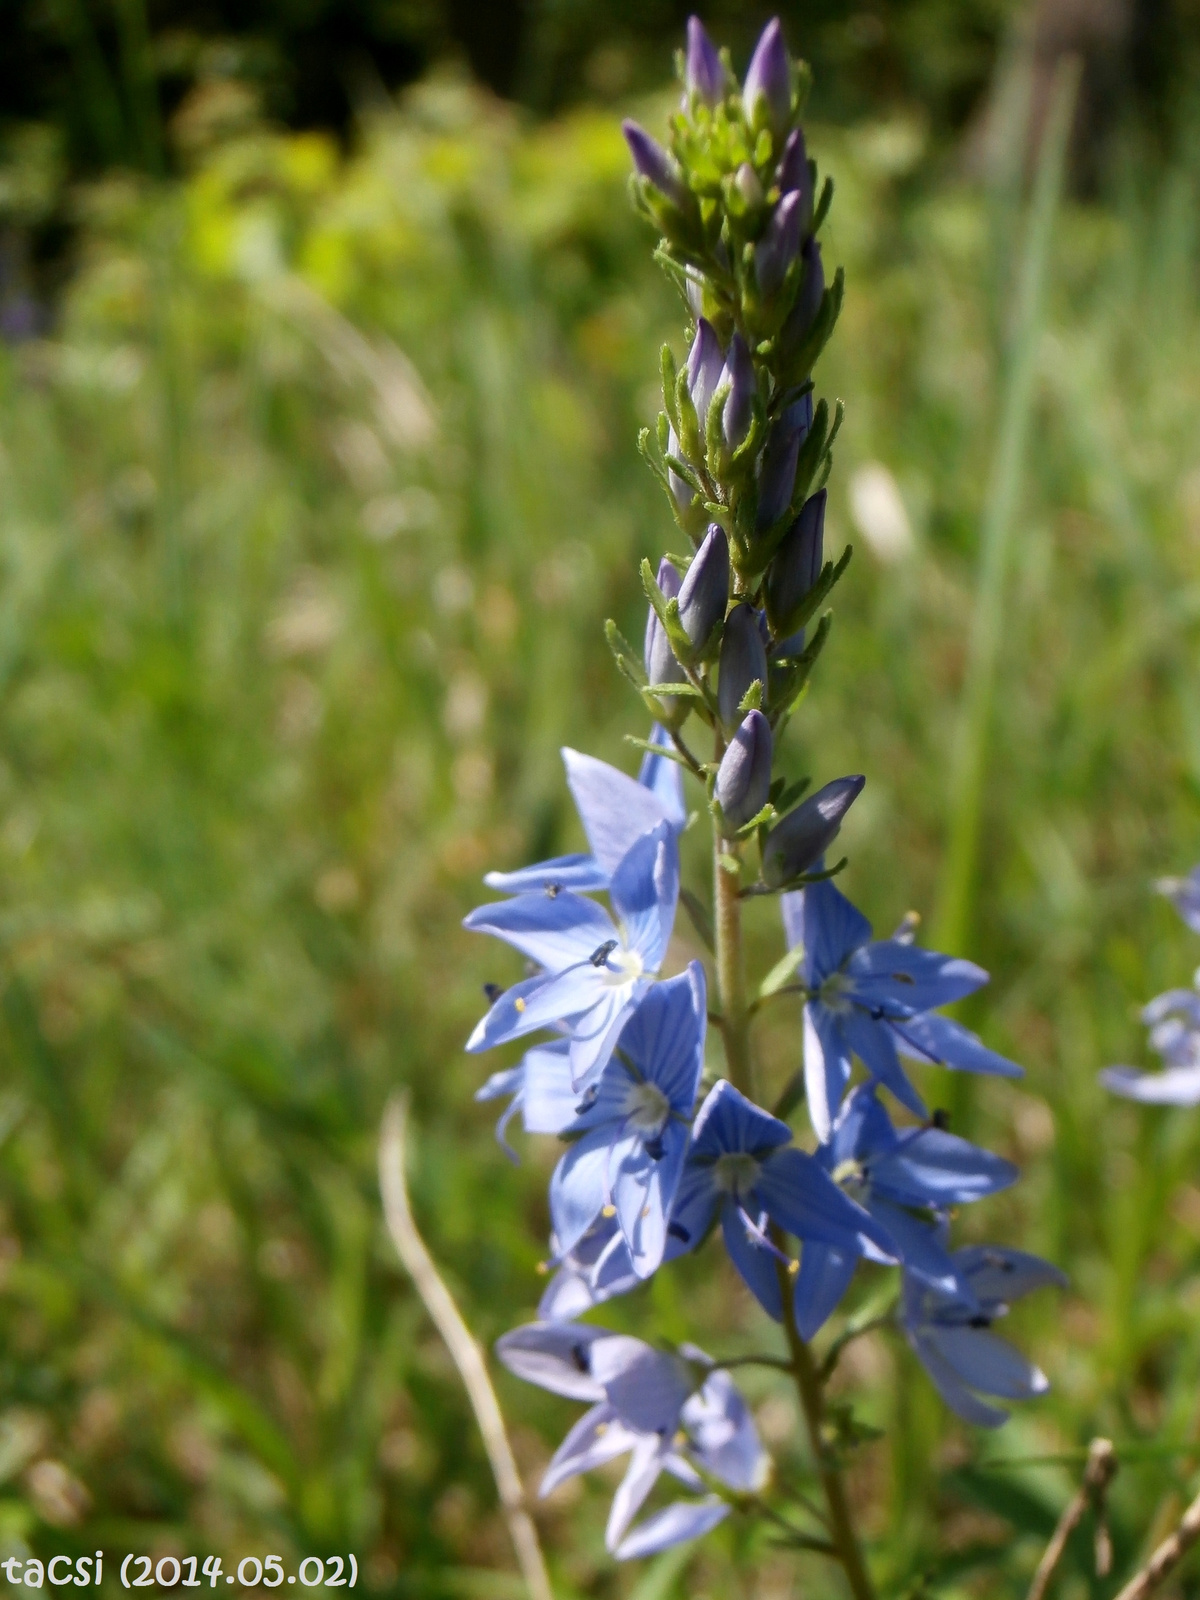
[
  {"left": 475, "top": 1035, "right": 579, "bottom": 1160},
  {"left": 537, "top": 1213, "right": 642, "bottom": 1320},
  {"left": 783, "top": 879, "right": 1021, "bottom": 1141},
  {"left": 495, "top": 1322, "right": 767, "bottom": 1559},
  {"left": 901, "top": 1242, "right": 1065, "bottom": 1427},
  {"left": 548, "top": 964, "right": 706, "bottom": 1277},
  {"left": 466, "top": 820, "right": 680, "bottom": 1089},
  {"left": 669, "top": 1081, "right": 894, "bottom": 1320},
  {"left": 1102, "top": 986, "right": 1200, "bottom": 1104},
  {"left": 482, "top": 730, "right": 684, "bottom": 895},
  {"left": 795, "top": 1086, "right": 1018, "bottom": 1336},
  {"left": 1102, "top": 867, "right": 1200, "bottom": 1104}
]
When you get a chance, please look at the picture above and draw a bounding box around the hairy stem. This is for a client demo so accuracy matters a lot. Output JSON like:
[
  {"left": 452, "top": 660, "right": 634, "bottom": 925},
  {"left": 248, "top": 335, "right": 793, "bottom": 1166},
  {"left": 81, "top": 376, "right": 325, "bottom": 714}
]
[
  {"left": 714, "top": 826, "right": 752, "bottom": 1096},
  {"left": 775, "top": 1257, "right": 875, "bottom": 1600}
]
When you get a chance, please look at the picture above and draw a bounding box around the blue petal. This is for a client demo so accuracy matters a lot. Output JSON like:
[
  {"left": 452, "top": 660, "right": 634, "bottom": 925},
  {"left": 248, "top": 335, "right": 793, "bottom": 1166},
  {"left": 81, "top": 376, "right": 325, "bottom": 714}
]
[
  {"left": 610, "top": 823, "right": 680, "bottom": 969},
  {"left": 568, "top": 982, "right": 649, "bottom": 1091},
  {"left": 484, "top": 853, "right": 610, "bottom": 894},
  {"left": 521, "top": 1041, "right": 584, "bottom": 1134},
  {"left": 494, "top": 1322, "right": 610, "bottom": 1401},
  {"left": 538, "top": 1219, "right": 641, "bottom": 1318},
  {"left": 927, "top": 1325, "right": 1050, "bottom": 1402},
  {"left": 803, "top": 1002, "right": 852, "bottom": 1143},
  {"left": 638, "top": 724, "right": 687, "bottom": 827},
  {"left": 784, "top": 879, "right": 873, "bottom": 985},
  {"left": 467, "top": 965, "right": 607, "bottom": 1054},
  {"left": 867, "top": 1198, "right": 957, "bottom": 1290},
  {"left": 1157, "top": 866, "right": 1200, "bottom": 934},
  {"left": 846, "top": 941, "right": 988, "bottom": 1013},
  {"left": 872, "top": 1124, "right": 1018, "bottom": 1207},
  {"left": 690, "top": 1079, "right": 792, "bottom": 1160},
  {"left": 662, "top": 1164, "right": 718, "bottom": 1256},
  {"left": 953, "top": 1245, "right": 1066, "bottom": 1310},
  {"left": 683, "top": 1371, "right": 769, "bottom": 1492},
  {"left": 906, "top": 1327, "right": 1010, "bottom": 1428},
  {"left": 564, "top": 746, "right": 682, "bottom": 879},
  {"left": 720, "top": 1200, "right": 785, "bottom": 1319},
  {"left": 616, "top": 1122, "right": 690, "bottom": 1279},
  {"left": 793, "top": 1242, "right": 858, "bottom": 1340},
  {"left": 614, "top": 1498, "right": 730, "bottom": 1561},
  {"left": 617, "top": 962, "right": 706, "bottom": 1113},
  {"left": 889, "top": 1012, "right": 1023, "bottom": 1079},
  {"left": 541, "top": 1403, "right": 637, "bottom": 1496},
  {"left": 1101, "top": 1064, "right": 1200, "bottom": 1104},
  {"left": 464, "top": 890, "right": 617, "bottom": 973},
  {"left": 592, "top": 1339, "right": 694, "bottom": 1437},
  {"left": 606, "top": 1437, "right": 671, "bottom": 1554},
  {"left": 841, "top": 1008, "right": 927, "bottom": 1121},
  {"left": 757, "top": 1147, "right": 896, "bottom": 1256},
  {"left": 550, "top": 1127, "right": 615, "bottom": 1255},
  {"left": 473, "top": 1063, "right": 525, "bottom": 1161}
]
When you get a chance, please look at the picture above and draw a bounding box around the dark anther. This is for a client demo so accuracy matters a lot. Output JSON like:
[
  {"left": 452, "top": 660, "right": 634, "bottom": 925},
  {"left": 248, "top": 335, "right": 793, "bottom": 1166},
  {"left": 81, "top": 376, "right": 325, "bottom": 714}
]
[
  {"left": 589, "top": 939, "right": 619, "bottom": 968},
  {"left": 544, "top": 882, "right": 562, "bottom": 898},
  {"left": 967, "top": 1315, "right": 992, "bottom": 1329},
  {"left": 574, "top": 1086, "right": 599, "bottom": 1115},
  {"left": 483, "top": 983, "right": 504, "bottom": 1004},
  {"left": 667, "top": 1221, "right": 691, "bottom": 1243},
  {"left": 860, "top": 1164, "right": 870, "bottom": 1182},
  {"left": 891, "top": 972, "right": 915, "bottom": 984},
  {"left": 571, "top": 1343, "right": 590, "bottom": 1373},
  {"left": 645, "top": 1136, "right": 665, "bottom": 1161},
  {"left": 931, "top": 1108, "right": 951, "bottom": 1131}
]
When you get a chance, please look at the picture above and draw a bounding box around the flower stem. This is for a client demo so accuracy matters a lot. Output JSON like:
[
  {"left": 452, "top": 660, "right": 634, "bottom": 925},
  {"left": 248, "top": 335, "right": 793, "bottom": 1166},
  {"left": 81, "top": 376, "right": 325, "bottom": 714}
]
[
  {"left": 775, "top": 1257, "right": 875, "bottom": 1600},
  {"left": 713, "top": 824, "right": 752, "bottom": 1097}
]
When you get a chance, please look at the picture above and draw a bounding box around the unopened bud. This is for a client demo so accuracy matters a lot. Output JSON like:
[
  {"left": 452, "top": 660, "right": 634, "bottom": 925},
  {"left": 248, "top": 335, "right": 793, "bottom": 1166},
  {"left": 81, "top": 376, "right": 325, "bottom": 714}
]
[
  {"left": 735, "top": 161, "right": 765, "bottom": 210},
  {"left": 755, "top": 190, "right": 803, "bottom": 300},
  {"left": 779, "top": 238, "right": 825, "bottom": 364},
  {"left": 756, "top": 395, "right": 811, "bottom": 531},
  {"left": 687, "top": 317, "right": 724, "bottom": 427},
  {"left": 684, "top": 16, "right": 727, "bottom": 106},
  {"left": 762, "top": 775, "right": 864, "bottom": 888},
  {"left": 677, "top": 524, "right": 730, "bottom": 649},
  {"left": 645, "top": 558, "right": 685, "bottom": 685},
  {"left": 622, "top": 121, "right": 688, "bottom": 209},
  {"left": 742, "top": 18, "right": 792, "bottom": 139},
  {"left": 667, "top": 424, "right": 693, "bottom": 512},
  {"left": 716, "top": 710, "right": 773, "bottom": 829},
  {"left": 765, "top": 489, "right": 825, "bottom": 633},
  {"left": 721, "top": 333, "right": 755, "bottom": 453},
  {"left": 718, "top": 603, "right": 768, "bottom": 729},
  {"left": 776, "top": 128, "right": 813, "bottom": 229}
]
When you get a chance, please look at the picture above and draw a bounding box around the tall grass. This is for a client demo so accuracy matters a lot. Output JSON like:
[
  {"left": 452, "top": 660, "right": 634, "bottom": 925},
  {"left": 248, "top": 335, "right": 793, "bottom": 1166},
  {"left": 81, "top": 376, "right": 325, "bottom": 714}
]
[{"left": 1, "top": 62, "right": 1200, "bottom": 1600}]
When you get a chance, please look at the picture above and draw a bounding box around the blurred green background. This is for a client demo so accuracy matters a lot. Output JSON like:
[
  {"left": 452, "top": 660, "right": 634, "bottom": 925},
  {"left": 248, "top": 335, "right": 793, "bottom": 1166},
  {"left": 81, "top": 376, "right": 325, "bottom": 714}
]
[{"left": 5, "top": 1, "right": 1200, "bottom": 1596}]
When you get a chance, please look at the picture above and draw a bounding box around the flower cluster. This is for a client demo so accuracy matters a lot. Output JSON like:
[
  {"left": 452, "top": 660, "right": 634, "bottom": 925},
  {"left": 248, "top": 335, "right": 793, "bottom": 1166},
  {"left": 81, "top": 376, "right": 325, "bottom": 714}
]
[
  {"left": 463, "top": 16, "right": 1062, "bottom": 1569},
  {"left": 1103, "top": 867, "right": 1200, "bottom": 1103}
]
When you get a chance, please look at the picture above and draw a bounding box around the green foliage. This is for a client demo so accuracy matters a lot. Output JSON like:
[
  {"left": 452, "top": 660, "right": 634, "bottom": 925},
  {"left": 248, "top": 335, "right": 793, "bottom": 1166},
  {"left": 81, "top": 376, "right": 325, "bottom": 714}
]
[{"left": 1, "top": 55, "right": 1200, "bottom": 1600}]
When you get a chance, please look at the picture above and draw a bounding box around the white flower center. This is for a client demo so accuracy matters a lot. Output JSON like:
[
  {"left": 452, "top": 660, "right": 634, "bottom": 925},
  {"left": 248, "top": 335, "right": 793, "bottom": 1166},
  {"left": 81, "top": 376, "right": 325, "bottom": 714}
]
[
  {"left": 818, "top": 970, "right": 852, "bottom": 1013},
  {"left": 712, "top": 1152, "right": 760, "bottom": 1197},
  {"left": 598, "top": 944, "right": 644, "bottom": 988},
  {"left": 623, "top": 1079, "right": 670, "bottom": 1134}
]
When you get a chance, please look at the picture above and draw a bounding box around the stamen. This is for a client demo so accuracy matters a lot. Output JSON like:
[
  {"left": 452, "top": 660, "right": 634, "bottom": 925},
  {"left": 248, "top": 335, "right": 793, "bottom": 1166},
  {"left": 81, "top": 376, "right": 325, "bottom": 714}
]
[
  {"left": 602, "top": 1203, "right": 616, "bottom": 1218},
  {"left": 736, "top": 1203, "right": 795, "bottom": 1269},
  {"left": 590, "top": 939, "right": 619, "bottom": 968},
  {"left": 514, "top": 997, "right": 526, "bottom": 1013},
  {"left": 667, "top": 1221, "right": 691, "bottom": 1243},
  {"left": 544, "top": 883, "right": 562, "bottom": 897},
  {"left": 571, "top": 1343, "right": 591, "bottom": 1373},
  {"left": 535, "top": 1260, "right": 549, "bottom": 1275},
  {"left": 483, "top": 983, "right": 503, "bottom": 1003}
]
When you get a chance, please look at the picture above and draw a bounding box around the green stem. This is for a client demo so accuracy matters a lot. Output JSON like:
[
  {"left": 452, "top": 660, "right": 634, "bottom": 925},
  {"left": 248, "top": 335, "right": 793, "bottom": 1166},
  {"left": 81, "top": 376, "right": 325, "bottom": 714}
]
[
  {"left": 713, "top": 823, "right": 752, "bottom": 1096},
  {"left": 775, "top": 1257, "right": 875, "bottom": 1600}
]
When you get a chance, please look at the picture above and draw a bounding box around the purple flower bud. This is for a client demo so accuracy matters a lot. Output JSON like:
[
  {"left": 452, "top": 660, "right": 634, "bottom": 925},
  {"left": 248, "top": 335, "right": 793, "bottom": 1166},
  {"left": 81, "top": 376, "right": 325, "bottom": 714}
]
[
  {"left": 756, "top": 395, "right": 811, "bottom": 531},
  {"left": 645, "top": 558, "right": 685, "bottom": 685},
  {"left": 666, "top": 425, "right": 693, "bottom": 512},
  {"left": 687, "top": 317, "right": 725, "bottom": 427},
  {"left": 743, "top": 19, "right": 792, "bottom": 139},
  {"left": 718, "top": 604, "right": 768, "bottom": 729},
  {"left": 721, "top": 333, "right": 755, "bottom": 452},
  {"left": 685, "top": 16, "right": 726, "bottom": 106},
  {"left": 622, "top": 120, "right": 687, "bottom": 208},
  {"left": 765, "top": 489, "right": 825, "bottom": 633},
  {"left": 677, "top": 524, "right": 730, "bottom": 649},
  {"left": 716, "top": 710, "right": 773, "bottom": 829},
  {"left": 762, "top": 775, "right": 864, "bottom": 888},
  {"left": 780, "top": 238, "right": 825, "bottom": 362},
  {"left": 755, "top": 190, "right": 804, "bottom": 300},
  {"left": 776, "top": 128, "right": 813, "bottom": 231}
]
